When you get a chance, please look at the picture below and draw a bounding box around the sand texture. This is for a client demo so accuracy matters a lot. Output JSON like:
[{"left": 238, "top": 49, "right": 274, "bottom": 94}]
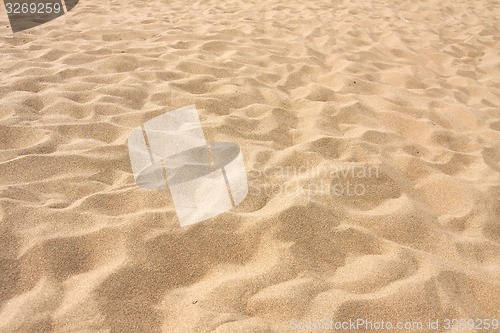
[{"left": 1, "top": 0, "right": 499, "bottom": 332}]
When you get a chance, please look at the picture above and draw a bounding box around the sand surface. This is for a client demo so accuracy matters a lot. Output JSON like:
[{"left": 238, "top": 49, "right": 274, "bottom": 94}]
[{"left": 1, "top": 0, "right": 500, "bottom": 332}]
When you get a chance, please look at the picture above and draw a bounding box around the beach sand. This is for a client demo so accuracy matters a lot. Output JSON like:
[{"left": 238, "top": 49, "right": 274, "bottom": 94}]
[{"left": 0, "top": 0, "right": 499, "bottom": 332}]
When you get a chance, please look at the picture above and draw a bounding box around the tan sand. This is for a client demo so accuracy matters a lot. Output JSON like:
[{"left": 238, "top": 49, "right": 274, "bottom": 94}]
[{"left": 0, "top": 0, "right": 499, "bottom": 332}]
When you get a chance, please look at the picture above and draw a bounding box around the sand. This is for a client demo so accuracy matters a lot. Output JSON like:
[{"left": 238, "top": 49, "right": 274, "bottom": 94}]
[{"left": 0, "top": 0, "right": 499, "bottom": 332}]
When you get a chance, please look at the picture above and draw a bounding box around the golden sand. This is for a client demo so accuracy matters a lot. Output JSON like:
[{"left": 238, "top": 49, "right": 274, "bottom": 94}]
[{"left": 0, "top": 0, "right": 499, "bottom": 331}]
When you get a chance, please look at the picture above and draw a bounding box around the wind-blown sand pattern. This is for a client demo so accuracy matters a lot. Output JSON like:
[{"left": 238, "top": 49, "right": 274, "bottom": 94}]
[{"left": 1, "top": 0, "right": 499, "bottom": 332}]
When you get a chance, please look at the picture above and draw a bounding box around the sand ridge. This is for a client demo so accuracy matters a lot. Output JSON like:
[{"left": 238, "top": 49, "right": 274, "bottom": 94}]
[{"left": 0, "top": 0, "right": 499, "bottom": 331}]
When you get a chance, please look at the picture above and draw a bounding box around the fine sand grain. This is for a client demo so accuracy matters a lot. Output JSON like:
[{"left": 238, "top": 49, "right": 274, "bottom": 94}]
[{"left": 0, "top": 0, "right": 499, "bottom": 332}]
